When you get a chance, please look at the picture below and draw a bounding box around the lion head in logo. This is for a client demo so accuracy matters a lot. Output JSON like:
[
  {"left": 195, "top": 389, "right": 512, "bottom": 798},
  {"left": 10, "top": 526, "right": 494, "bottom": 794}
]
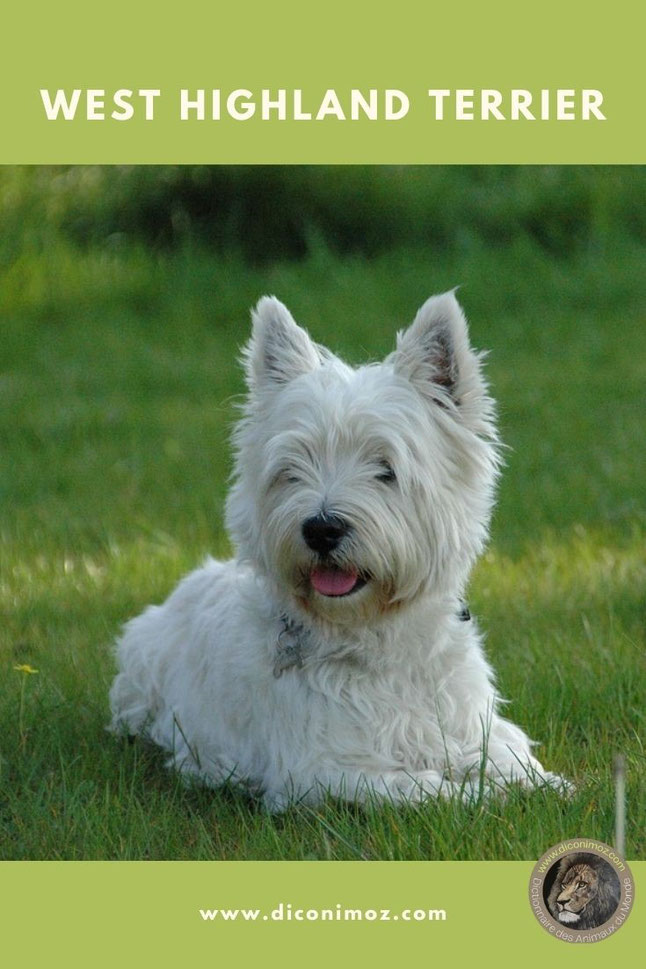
[{"left": 546, "top": 853, "right": 621, "bottom": 929}]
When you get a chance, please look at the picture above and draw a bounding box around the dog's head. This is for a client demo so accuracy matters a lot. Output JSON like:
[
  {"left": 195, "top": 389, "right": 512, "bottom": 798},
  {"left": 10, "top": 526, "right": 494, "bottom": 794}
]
[{"left": 226, "top": 293, "right": 501, "bottom": 627}]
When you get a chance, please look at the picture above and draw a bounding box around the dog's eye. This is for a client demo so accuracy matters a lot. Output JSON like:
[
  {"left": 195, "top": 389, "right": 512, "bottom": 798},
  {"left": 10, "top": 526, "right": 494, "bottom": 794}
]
[
  {"left": 269, "top": 469, "right": 300, "bottom": 488},
  {"left": 376, "top": 461, "right": 396, "bottom": 483}
]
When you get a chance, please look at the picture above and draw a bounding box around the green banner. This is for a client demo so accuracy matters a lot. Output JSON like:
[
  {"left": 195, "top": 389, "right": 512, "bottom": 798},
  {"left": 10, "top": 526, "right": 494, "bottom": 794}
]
[
  {"left": 2, "top": 0, "right": 645, "bottom": 162},
  {"left": 1, "top": 862, "right": 642, "bottom": 965}
]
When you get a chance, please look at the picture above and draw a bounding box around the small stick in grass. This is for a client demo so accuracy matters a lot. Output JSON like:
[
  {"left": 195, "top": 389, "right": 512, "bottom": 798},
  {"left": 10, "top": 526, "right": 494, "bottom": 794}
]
[{"left": 613, "top": 753, "right": 626, "bottom": 858}]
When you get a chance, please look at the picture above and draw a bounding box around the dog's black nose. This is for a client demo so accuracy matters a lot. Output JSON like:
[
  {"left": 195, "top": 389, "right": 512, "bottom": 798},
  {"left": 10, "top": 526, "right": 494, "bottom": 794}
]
[{"left": 302, "top": 514, "right": 351, "bottom": 555}]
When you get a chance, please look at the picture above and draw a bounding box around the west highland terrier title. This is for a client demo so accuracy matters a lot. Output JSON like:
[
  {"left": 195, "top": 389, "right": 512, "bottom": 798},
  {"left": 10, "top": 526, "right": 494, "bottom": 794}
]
[{"left": 110, "top": 292, "right": 568, "bottom": 810}]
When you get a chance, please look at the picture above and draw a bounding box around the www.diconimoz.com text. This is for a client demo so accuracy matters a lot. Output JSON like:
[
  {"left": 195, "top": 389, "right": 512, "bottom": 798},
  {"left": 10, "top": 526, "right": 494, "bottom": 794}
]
[{"left": 199, "top": 904, "right": 447, "bottom": 923}]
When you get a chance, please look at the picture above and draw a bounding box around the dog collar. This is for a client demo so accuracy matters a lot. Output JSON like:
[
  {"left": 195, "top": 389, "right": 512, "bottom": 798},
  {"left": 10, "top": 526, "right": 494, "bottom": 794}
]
[
  {"left": 273, "top": 602, "right": 471, "bottom": 677},
  {"left": 273, "top": 614, "right": 308, "bottom": 678},
  {"left": 458, "top": 601, "right": 471, "bottom": 622}
]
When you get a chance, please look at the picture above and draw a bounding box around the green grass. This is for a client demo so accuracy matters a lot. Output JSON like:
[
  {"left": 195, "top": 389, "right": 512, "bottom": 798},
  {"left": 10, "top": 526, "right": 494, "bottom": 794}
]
[{"left": 1, "top": 190, "right": 645, "bottom": 859}]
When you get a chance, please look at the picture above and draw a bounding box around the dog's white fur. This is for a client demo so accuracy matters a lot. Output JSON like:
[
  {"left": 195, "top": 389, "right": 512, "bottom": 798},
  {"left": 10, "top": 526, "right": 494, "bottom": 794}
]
[{"left": 109, "top": 292, "right": 567, "bottom": 810}]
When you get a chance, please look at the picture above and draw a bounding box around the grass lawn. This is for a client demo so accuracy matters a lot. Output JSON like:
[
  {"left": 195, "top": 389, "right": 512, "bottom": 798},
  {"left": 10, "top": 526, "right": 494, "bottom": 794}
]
[{"left": 1, "top": 220, "right": 644, "bottom": 859}]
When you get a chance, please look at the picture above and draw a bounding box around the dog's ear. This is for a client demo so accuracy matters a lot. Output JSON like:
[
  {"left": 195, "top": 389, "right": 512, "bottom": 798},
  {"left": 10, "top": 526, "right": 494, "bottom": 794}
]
[
  {"left": 245, "top": 296, "right": 320, "bottom": 391},
  {"left": 392, "top": 291, "right": 472, "bottom": 405}
]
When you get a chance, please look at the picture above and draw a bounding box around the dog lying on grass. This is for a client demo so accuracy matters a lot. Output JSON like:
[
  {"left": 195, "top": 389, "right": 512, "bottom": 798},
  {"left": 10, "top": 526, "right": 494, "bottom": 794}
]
[{"left": 110, "top": 292, "right": 569, "bottom": 810}]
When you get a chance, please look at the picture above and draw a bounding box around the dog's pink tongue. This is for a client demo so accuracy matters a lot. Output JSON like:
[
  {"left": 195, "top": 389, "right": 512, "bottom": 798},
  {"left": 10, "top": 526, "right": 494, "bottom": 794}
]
[{"left": 310, "top": 567, "right": 358, "bottom": 597}]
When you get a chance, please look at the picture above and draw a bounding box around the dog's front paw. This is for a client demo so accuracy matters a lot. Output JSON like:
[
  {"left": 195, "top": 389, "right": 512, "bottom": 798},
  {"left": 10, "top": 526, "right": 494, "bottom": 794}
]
[
  {"left": 388, "top": 770, "right": 464, "bottom": 804},
  {"left": 503, "top": 767, "right": 575, "bottom": 798},
  {"left": 537, "top": 771, "right": 576, "bottom": 797}
]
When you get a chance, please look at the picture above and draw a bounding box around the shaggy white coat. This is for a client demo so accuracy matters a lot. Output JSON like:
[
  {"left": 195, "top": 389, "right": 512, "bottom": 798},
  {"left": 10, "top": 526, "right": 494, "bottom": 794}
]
[{"left": 109, "top": 292, "right": 567, "bottom": 810}]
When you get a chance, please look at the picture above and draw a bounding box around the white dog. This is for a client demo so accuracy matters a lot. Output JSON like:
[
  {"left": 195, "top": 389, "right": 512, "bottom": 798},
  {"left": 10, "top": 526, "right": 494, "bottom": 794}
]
[{"left": 109, "top": 292, "right": 567, "bottom": 810}]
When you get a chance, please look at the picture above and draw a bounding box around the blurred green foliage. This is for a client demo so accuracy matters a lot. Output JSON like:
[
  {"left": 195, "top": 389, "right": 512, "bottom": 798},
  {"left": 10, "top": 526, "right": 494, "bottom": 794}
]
[{"left": 2, "top": 165, "right": 645, "bottom": 265}]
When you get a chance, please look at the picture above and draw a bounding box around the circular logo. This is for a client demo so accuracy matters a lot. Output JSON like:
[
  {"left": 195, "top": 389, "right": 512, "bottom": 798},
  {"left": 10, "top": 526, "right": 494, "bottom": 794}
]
[{"left": 528, "top": 840, "right": 634, "bottom": 943}]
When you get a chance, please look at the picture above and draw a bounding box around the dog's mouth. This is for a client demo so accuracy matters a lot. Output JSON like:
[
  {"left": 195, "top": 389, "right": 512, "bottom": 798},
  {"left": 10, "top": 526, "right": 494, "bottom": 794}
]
[{"left": 309, "top": 566, "right": 368, "bottom": 598}]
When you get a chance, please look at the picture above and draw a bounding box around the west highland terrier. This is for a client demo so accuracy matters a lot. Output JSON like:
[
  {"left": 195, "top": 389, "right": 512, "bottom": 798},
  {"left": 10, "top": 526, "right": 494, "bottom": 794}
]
[{"left": 109, "top": 292, "right": 567, "bottom": 810}]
